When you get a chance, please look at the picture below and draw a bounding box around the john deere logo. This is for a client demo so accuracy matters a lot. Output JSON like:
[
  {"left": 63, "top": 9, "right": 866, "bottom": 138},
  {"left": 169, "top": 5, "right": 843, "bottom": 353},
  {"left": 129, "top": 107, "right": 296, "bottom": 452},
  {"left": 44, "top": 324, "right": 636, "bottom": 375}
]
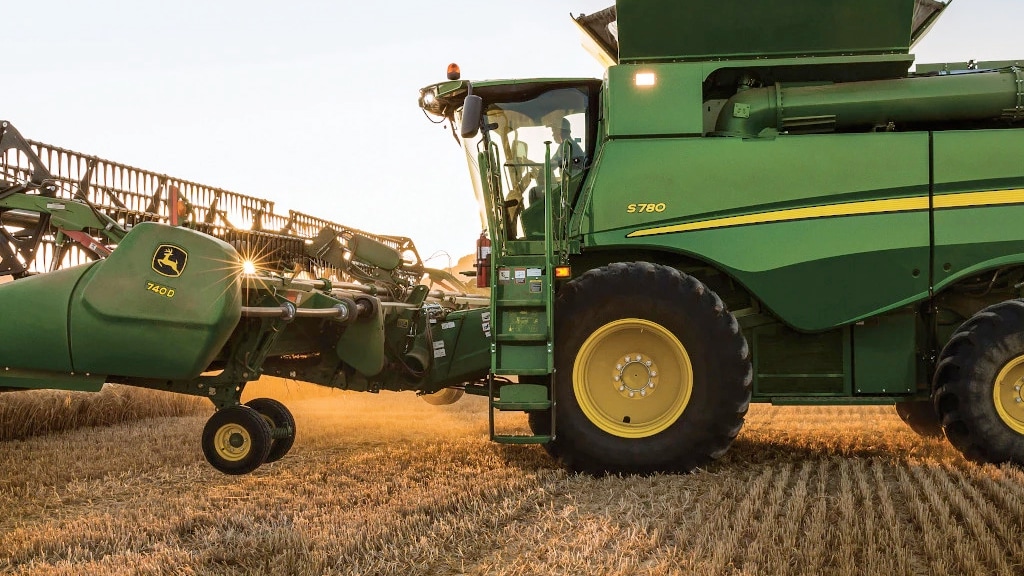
[{"left": 152, "top": 245, "right": 188, "bottom": 278}]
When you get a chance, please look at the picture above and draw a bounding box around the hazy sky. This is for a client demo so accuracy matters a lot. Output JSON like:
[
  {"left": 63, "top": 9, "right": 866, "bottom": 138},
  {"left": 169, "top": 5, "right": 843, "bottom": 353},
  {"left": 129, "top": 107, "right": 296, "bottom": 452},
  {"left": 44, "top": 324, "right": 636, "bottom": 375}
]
[{"left": 5, "top": 0, "right": 1019, "bottom": 264}]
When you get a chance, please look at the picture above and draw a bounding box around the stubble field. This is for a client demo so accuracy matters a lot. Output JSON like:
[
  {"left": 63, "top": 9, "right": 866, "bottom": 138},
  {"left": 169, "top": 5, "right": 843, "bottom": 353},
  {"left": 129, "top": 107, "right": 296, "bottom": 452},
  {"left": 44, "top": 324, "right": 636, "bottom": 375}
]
[{"left": 2, "top": 378, "right": 1023, "bottom": 575}]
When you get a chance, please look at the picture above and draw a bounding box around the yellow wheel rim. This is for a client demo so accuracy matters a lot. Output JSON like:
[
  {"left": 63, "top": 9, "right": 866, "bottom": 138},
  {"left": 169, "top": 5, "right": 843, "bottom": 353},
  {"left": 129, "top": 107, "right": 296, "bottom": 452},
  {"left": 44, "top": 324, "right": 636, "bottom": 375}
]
[
  {"left": 573, "top": 318, "right": 693, "bottom": 438},
  {"left": 994, "top": 354, "right": 1024, "bottom": 434},
  {"left": 213, "top": 423, "right": 252, "bottom": 462}
]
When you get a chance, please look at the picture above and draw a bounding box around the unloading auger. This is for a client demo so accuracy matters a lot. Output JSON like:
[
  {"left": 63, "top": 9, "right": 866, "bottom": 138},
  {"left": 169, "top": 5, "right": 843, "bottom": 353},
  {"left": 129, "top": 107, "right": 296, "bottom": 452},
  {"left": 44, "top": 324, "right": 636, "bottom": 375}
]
[{"left": 0, "top": 120, "right": 492, "bottom": 474}]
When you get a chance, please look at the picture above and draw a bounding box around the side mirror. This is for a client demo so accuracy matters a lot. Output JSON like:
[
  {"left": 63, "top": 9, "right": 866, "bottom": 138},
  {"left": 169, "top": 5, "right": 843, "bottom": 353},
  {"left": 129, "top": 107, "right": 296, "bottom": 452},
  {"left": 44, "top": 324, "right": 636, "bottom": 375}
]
[{"left": 460, "top": 95, "right": 483, "bottom": 138}]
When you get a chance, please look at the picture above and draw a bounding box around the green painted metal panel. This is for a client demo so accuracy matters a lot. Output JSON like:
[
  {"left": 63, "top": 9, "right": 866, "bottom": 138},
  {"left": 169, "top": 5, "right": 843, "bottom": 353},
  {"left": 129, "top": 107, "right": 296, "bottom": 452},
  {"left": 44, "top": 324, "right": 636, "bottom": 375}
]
[
  {"left": 767, "top": 396, "right": 918, "bottom": 406},
  {"left": 335, "top": 307, "right": 385, "bottom": 377},
  {"left": 0, "top": 368, "right": 104, "bottom": 392},
  {"left": 606, "top": 63, "right": 703, "bottom": 137},
  {"left": 581, "top": 132, "right": 931, "bottom": 331},
  {"left": 853, "top": 311, "right": 917, "bottom": 395},
  {"left": 494, "top": 343, "right": 549, "bottom": 375},
  {"left": 69, "top": 223, "right": 242, "bottom": 380},
  {"left": 616, "top": 0, "right": 916, "bottom": 62},
  {"left": 932, "top": 130, "right": 1024, "bottom": 291},
  {"left": 751, "top": 324, "right": 849, "bottom": 397},
  {"left": 428, "top": 307, "right": 491, "bottom": 386},
  {"left": 494, "top": 383, "right": 550, "bottom": 410},
  {"left": 0, "top": 265, "right": 91, "bottom": 373}
]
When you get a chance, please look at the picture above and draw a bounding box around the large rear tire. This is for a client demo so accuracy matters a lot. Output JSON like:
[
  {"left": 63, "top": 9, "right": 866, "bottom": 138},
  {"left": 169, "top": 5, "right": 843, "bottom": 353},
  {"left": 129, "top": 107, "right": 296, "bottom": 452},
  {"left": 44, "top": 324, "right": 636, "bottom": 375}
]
[
  {"left": 551, "top": 262, "right": 751, "bottom": 474},
  {"left": 934, "top": 299, "right": 1024, "bottom": 464}
]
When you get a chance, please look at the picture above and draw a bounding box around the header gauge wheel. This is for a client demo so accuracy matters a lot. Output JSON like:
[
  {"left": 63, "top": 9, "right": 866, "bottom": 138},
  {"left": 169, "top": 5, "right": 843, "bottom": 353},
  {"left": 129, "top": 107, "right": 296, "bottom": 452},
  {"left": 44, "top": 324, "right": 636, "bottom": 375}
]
[
  {"left": 245, "top": 398, "right": 296, "bottom": 464},
  {"left": 202, "top": 405, "right": 273, "bottom": 475},
  {"left": 552, "top": 262, "right": 751, "bottom": 474}
]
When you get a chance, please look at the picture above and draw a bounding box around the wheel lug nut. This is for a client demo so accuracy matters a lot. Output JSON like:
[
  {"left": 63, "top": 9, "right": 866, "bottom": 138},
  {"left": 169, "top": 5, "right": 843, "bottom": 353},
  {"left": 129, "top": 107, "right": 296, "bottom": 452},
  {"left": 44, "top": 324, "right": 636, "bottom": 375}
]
[
  {"left": 619, "top": 385, "right": 625, "bottom": 392},
  {"left": 628, "top": 391, "right": 635, "bottom": 398},
  {"left": 640, "top": 390, "right": 647, "bottom": 396},
  {"left": 614, "top": 375, "right": 621, "bottom": 381}
]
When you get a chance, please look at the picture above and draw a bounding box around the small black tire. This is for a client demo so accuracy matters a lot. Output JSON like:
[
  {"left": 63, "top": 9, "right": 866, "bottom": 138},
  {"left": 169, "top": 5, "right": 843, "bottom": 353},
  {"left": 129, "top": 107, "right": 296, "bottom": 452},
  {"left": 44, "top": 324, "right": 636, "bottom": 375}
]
[
  {"left": 202, "top": 405, "right": 273, "bottom": 475},
  {"left": 552, "top": 262, "right": 751, "bottom": 474},
  {"left": 244, "top": 398, "right": 296, "bottom": 464},
  {"left": 933, "top": 299, "right": 1024, "bottom": 464},
  {"left": 894, "top": 400, "right": 944, "bottom": 438}
]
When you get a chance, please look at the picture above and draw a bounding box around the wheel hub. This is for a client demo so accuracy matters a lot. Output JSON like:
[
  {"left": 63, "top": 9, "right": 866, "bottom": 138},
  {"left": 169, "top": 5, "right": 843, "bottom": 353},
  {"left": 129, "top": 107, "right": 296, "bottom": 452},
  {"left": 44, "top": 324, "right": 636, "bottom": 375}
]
[
  {"left": 213, "top": 423, "right": 251, "bottom": 462},
  {"left": 613, "top": 354, "right": 659, "bottom": 398},
  {"left": 994, "top": 355, "right": 1024, "bottom": 434},
  {"left": 573, "top": 318, "right": 693, "bottom": 439}
]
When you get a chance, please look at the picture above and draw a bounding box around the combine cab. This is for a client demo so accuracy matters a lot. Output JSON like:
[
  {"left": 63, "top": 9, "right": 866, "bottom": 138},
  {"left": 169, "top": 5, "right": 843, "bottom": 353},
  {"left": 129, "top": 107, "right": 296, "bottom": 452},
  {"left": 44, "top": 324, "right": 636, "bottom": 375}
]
[{"left": 419, "top": 0, "right": 1024, "bottom": 473}]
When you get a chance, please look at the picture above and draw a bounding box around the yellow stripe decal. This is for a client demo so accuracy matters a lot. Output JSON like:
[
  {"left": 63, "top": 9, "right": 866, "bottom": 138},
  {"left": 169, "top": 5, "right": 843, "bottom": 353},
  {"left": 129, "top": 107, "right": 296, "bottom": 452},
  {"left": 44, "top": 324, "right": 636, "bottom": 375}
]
[
  {"left": 933, "top": 189, "right": 1024, "bottom": 209},
  {"left": 627, "top": 189, "right": 1024, "bottom": 238}
]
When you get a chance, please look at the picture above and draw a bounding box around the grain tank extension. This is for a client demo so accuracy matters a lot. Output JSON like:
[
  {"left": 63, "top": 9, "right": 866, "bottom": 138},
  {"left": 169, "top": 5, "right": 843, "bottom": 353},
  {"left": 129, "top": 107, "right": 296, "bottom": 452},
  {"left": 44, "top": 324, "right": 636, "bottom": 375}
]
[{"left": 419, "top": 0, "right": 1024, "bottom": 473}]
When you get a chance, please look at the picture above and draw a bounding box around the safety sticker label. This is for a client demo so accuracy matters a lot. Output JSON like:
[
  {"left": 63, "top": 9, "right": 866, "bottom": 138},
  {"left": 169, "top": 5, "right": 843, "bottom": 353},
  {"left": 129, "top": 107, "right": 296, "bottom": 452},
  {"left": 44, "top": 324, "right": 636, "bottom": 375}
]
[
  {"left": 514, "top": 268, "right": 527, "bottom": 283},
  {"left": 526, "top": 268, "right": 542, "bottom": 277},
  {"left": 433, "top": 340, "right": 446, "bottom": 358},
  {"left": 481, "top": 311, "right": 492, "bottom": 338},
  {"left": 498, "top": 268, "right": 511, "bottom": 283},
  {"left": 441, "top": 321, "right": 456, "bottom": 330}
]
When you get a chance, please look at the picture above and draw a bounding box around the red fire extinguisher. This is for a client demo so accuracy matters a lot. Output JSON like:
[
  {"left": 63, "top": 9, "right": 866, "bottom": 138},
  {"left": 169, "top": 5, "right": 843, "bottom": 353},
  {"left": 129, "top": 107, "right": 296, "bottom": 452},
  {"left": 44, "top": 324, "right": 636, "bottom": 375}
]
[{"left": 475, "top": 230, "right": 491, "bottom": 288}]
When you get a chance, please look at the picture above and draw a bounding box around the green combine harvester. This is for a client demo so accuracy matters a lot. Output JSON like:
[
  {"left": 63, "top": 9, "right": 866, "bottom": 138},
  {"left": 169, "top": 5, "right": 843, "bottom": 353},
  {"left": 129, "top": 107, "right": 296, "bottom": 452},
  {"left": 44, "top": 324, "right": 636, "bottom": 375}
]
[
  {"left": 2, "top": 0, "right": 1023, "bottom": 475},
  {"left": 417, "top": 0, "right": 1024, "bottom": 473}
]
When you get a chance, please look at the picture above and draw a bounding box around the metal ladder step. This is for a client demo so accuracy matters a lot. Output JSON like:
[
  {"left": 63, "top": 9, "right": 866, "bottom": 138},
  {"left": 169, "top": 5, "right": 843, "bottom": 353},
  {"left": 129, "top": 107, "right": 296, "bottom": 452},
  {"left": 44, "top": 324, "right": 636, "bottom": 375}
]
[
  {"left": 488, "top": 379, "right": 555, "bottom": 445},
  {"left": 495, "top": 333, "right": 548, "bottom": 343},
  {"left": 493, "top": 434, "right": 552, "bottom": 445},
  {"left": 499, "top": 299, "right": 547, "bottom": 307},
  {"left": 494, "top": 368, "right": 550, "bottom": 376},
  {"left": 491, "top": 383, "right": 551, "bottom": 411}
]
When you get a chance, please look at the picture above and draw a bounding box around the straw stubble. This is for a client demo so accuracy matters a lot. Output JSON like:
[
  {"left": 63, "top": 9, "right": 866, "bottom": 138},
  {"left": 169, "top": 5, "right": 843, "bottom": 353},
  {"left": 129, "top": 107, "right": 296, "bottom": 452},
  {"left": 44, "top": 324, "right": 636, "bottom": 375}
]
[{"left": 2, "top": 381, "right": 1023, "bottom": 575}]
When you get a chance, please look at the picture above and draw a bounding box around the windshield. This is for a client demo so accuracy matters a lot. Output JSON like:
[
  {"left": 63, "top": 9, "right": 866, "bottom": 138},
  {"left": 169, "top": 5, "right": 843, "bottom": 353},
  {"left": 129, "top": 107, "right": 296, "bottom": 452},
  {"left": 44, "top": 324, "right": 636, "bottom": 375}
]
[{"left": 461, "top": 87, "right": 589, "bottom": 240}]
